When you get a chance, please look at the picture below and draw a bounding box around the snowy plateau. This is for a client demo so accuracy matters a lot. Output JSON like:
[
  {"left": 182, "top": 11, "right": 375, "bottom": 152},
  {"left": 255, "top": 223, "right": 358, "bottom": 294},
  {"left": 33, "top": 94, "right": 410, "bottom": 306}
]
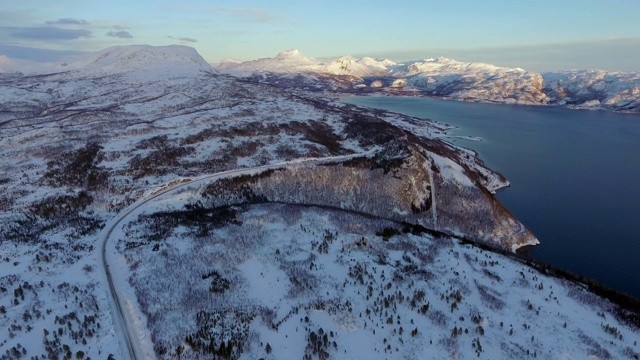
[
  {"left": 214, "top": 49, "right": 640, "bottom": 113},
  {"left": 0, "top": 44, "right": 639, "bottom": 360}
]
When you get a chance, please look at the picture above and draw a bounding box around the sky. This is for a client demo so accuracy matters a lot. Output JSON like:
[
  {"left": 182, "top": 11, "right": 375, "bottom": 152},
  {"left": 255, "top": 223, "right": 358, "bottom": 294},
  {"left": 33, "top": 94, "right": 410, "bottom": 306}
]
[{"left": 1, "top": 0, "right": 639, "bottom": 72}]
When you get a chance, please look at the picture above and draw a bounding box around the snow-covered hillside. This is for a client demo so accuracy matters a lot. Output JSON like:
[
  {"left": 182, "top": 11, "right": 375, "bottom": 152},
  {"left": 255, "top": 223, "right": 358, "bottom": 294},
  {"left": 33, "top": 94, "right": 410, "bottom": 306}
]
[
  {"left": 214, "top": 50, "right": 640, "bottom": 112},
  {"left": 1, "top": 45, "right": 638, "bottom": 360},
  {"left": 213, "top": 49, "right": 321, "bottom": 76},
  {"left": 543, "top": 70, "right": 640, "bottom": 112},
  {"left": 392, "top": 57, "right": 546, "bottom": 104},
  {"left": 1, "top": 44, "right": 214, "bottom": 78},
  {"left": 117, "top": 194, "right": 640, "bottom": 359},
  {"left": 212, "top": 49, "right": 395, "bottom": 79},
  {"left": 69, "top": 44, "right": 214, "bottom": 76},
  {"left": 323, "top": 55, "right": 393, "bottom": 77}
]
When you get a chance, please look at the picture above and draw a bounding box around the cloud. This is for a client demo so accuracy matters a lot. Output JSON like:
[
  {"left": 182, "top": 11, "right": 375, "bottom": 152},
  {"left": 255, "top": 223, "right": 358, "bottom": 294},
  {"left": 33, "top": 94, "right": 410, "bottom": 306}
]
[
  {"left": 106, "top": 30, "right": 133, "bottom": 39},
  {"left": 168, "top": 35, "right": 197, "bottom": 44},
  {"left": 0, "top": 44, "right": 86, "bottom": 62},
  {"left": 216, "top": 7, "right": 277, "bottom": 23},
  {"left": 46, "top": 18, "right": 89, "bottom": 26},
  {"left": 9, "top": 26, "right": 92, "bottom": 40},
  {"left": 111, "top": 25, "right": 128, "bottom": 30}
]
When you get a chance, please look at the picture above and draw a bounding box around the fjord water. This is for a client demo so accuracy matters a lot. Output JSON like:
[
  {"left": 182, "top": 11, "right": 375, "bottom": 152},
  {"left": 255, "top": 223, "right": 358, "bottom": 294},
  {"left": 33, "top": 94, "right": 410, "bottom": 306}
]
[{"left": 346, "top": 96, "right": 640, "bottom": 298}]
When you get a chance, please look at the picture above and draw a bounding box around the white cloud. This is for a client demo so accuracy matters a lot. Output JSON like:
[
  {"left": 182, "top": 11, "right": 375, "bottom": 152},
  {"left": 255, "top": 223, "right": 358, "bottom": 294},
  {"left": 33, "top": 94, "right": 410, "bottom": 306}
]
[
  {"left": 106, "top": 30, "right": 134, "bottom": 39},
  {"left": 46, "top": 18, "right": 89, "bottom": 26}
]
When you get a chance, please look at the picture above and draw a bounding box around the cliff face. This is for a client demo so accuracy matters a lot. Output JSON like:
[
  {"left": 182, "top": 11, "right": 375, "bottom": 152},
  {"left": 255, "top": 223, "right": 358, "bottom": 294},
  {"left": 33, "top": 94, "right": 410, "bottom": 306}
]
[{"left": 201, "top": 141, "right": 538, "bottom": 251}]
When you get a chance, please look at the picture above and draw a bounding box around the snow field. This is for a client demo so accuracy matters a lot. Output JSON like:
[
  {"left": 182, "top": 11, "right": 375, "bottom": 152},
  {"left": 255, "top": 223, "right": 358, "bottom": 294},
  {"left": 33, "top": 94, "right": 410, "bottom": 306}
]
[{"left": 119, "top": 201, "right": 639, "bottom": 359}]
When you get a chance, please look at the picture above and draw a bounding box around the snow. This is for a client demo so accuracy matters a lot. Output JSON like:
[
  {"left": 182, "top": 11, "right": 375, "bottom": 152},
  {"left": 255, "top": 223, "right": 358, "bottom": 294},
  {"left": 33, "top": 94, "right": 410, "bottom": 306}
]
[
  {"left": 1, "top": 43, "right": 638, "bottom": 360},
  {"left": 430, "top": 152, "right": 475, "bottom": 187},
  {"left": 212, "top": 49, "right": 395, "bottom": 79},
  {"left": 543, "top": 69, "right": 640, "bottom": 111},
  {"left": 323, "top": 55, "right": 390, "bottom": 77},
  {"left": 118, "top": 202, "right": 640, "bottom": 359},
  {"left": 0, "top": 44, "right": 214, "bottom": 78},
  {"left": 213, "top": 48, "right": 322, "bottom": 76},
  {"left": 214, "top": 49, "right": 640, "bottom": 112},
  {"left": 238, "top": 258, "right": 289, "bottom": 309}
]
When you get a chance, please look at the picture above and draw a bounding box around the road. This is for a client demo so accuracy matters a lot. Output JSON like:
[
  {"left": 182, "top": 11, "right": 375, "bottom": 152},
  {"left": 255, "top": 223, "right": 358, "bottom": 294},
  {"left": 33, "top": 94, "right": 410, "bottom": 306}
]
[{"left": 97, "top": 152, "right": 374, "bottom": 359}]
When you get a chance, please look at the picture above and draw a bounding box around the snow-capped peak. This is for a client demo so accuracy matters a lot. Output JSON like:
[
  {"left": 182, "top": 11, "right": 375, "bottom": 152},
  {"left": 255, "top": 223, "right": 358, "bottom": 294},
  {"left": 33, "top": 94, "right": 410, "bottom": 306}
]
[
  {"left": 211, "top": 50, "right": 639, "bottom": 112},
  {"left": 358, "top": 56, "right": 397, "bottom": 69},
  {"left": 273, "top": 49, "right": 318, "bottom": 66},
  {"left": 322, "top": 55, "right": 390, "bottom": 77},
  {"left": 216, "top": 58, "right": 242, "bottom": 64},
  {"left": 65, "top": 44, "right": 214, "bottom": 76},
  {"left": 275, "top": 48, "right": 306, "bottom": 59},
  {"left": 394, "top": 57, "right": 511, "bottom": 77},
  {"left": 1, "top": 45, "right": 216, "bottom": 78},
  {"left": 213, "top": 49, "right": 321, "bottom": 76},
  {"left": 212, "top": 50, "right": 397, "bottom": 78}
]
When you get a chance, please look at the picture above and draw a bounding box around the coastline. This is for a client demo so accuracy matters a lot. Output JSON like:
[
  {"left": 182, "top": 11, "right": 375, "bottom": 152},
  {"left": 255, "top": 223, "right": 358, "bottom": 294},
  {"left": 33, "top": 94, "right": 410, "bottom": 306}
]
[
  {"left": 341, "top": 88, "right": 640, "bottom": 114},
  {"left": 453, "top": 229, "right": 640, "bottom": 324}
]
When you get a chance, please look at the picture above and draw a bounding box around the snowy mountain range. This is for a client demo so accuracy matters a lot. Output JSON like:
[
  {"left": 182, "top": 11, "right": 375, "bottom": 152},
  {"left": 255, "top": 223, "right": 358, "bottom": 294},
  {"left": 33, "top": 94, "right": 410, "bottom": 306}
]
[
  {"left": 215, "top": 49, "right": 391, "bottom": 78},
  {"left": 213, "top": 49, "right": 640, "bottom": 112},
  {"left": 1, "top": 44, "right": 639, "bottom": 359},
  {"left": 4, "top": 46, "right": 638, "bottom": 112}
]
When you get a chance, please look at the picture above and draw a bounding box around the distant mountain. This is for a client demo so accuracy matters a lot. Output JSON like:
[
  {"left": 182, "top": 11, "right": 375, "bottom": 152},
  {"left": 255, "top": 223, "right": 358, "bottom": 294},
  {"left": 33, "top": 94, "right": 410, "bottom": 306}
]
[
  {"left": 214, "top": 49, "right": 320, "bottom": 76},
  {"left": 322, "top": 55, "right": 393, "bottom": 77},
  {"left": 543, "top": 70, "right": 640, "bottom": 112},
  {"left": 391, "top": 57, "right": 546, "bottom": 105},
  {"left": 214, "top": 50, "right": 640, "bottom": 112},
  {"left": 213, "top": 49, "right": 394, "bottom": 78},
  {"left": 1, "top": 44, "right": 214, "bottom": 78},
  {"left": 69, "top": 44, "right": 214, "bottom": 75}
]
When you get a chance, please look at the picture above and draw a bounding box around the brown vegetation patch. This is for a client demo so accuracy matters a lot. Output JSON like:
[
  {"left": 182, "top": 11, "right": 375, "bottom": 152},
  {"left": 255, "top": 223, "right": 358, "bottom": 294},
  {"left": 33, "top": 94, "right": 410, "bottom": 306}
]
[
  {"left": 285, "top": 120, "right": 344, "bottom": 155},
  {"left": 128, "top": 142, "right": 195, "bottom": 179},
  {"left": 41, "top": 142, "right": 109, "bottom": 191},
  {"left": 343, "top": 114, "right": 403, "bottom": 147}
]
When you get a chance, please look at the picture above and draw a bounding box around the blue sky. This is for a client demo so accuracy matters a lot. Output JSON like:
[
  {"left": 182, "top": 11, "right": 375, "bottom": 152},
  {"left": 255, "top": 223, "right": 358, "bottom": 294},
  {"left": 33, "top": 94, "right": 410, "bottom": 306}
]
[{"left": 1, "top": 0, "right": 639, "bottom": 71}]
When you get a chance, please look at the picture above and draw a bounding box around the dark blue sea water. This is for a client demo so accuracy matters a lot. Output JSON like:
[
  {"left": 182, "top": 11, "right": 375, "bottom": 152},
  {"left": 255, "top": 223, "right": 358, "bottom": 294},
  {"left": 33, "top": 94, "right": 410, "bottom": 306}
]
[{"left": 346, "top": 96, "right": 640, "bottom": 298}]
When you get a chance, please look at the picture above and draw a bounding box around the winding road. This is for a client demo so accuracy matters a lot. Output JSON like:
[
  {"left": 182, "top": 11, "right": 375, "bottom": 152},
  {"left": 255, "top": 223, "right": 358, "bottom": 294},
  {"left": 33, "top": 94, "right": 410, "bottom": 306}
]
[{"left": 97, "top": 153, "right": 374, "bottom": 359}]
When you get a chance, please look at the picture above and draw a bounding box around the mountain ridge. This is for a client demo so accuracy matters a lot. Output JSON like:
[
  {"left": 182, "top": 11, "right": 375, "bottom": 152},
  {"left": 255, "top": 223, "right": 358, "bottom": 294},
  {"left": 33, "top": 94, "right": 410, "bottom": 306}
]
[
  {"left": 212, "top": 49, "right": 640, "bottom": 112},
  {"left": 3, "top": 45, "right": 637, "bottom": 113}
]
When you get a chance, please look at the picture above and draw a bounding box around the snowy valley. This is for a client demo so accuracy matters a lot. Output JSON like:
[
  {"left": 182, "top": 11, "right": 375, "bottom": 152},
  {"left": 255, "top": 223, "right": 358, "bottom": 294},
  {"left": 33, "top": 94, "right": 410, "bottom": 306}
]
[{"left": 0, "top": 45, "right": 639, "bottom": 359}]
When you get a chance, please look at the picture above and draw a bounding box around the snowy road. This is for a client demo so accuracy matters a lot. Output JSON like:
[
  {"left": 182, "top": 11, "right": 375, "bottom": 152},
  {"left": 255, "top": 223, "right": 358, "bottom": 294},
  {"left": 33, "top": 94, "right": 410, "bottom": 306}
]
[{"left": 97, "top": 152, "right": 375, "bottom": 360}]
